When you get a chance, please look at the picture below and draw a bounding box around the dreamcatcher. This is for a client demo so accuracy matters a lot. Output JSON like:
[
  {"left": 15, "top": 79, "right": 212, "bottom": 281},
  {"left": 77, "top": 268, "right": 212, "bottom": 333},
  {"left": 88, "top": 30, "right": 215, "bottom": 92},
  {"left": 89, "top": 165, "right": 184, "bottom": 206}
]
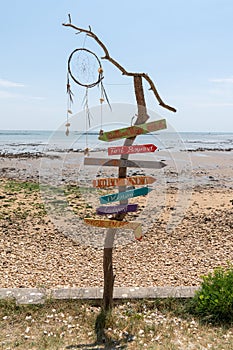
[{"left": 66, "top": 47, "right": 110, "bottom": 155}]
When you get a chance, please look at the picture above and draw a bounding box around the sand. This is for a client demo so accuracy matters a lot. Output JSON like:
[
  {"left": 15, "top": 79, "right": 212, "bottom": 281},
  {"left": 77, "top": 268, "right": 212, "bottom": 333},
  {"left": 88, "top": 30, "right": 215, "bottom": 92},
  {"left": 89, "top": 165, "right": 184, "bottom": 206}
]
[{"left": 0, "top": 150, "right": 232, "bottom": 288}]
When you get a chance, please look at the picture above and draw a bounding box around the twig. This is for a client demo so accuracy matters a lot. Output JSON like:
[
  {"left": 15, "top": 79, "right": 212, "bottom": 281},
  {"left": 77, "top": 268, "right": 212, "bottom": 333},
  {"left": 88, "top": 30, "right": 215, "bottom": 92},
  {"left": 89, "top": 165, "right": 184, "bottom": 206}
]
[{"left": 62, "top": 22, "right": 176, "bottom": 113}]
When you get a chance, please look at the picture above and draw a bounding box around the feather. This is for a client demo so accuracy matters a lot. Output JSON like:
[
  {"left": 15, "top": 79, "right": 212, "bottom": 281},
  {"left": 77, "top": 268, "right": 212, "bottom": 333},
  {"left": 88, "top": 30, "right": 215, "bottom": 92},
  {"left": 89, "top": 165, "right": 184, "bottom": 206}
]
[
  {"left": 66, "top": 74, "right": 74, "bottom": 103},
  {"left": 101, "top": 81, "right": 112, "bottom": 111}
]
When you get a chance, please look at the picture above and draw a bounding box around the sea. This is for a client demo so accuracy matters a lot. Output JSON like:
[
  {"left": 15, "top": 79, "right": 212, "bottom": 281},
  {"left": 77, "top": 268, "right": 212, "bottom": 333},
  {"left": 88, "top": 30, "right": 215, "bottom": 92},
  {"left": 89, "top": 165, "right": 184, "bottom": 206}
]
[{"left": 0, "top": 130, "right": 233, "bottom": 155}]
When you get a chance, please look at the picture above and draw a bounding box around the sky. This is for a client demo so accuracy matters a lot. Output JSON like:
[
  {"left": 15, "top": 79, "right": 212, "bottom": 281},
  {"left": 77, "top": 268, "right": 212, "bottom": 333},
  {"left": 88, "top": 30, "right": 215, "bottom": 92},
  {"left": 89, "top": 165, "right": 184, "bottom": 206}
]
[{"left": 0, "top": 0, "right": 232, "bottom": 132}]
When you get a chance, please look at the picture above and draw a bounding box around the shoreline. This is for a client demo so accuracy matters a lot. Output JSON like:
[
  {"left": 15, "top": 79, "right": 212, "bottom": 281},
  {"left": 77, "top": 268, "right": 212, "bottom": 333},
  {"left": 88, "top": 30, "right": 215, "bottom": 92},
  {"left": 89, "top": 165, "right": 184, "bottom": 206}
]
[{"left": 0, "top": 150, "right": 232, "bottom": 185}]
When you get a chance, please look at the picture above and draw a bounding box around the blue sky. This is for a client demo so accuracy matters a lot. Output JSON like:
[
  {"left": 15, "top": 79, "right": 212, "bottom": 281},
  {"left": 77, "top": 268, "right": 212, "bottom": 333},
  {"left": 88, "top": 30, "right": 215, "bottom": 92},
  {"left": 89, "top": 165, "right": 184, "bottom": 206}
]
[{"left": 0, "top": 0, "right": 232, "bottom": 132}]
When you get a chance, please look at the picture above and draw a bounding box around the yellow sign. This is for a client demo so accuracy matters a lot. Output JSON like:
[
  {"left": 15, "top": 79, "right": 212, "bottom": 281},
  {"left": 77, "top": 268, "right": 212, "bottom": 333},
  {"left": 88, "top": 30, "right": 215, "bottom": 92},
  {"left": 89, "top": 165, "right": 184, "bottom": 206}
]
[
  {"left": 93, "top": 176, "right": 156, "bottom": 188},
  {"left": 84, "top": 218, "right": 142, "bottom": 240}
]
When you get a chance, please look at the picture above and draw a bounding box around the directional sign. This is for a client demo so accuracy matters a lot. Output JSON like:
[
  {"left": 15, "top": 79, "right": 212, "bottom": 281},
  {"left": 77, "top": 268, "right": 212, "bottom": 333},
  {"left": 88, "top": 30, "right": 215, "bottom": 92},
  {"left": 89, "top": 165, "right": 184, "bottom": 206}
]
[
  {"left": 96, "top": 204, "right": 138, "bottom": 215},
  {"left": 93, "top": 176, "right": 156, "bottom": 188},
  {"left": 108, "top": 144, "right": 157, "bottom": 156},
  {"left": 84, "top": 157, "right": 166, "bottom": 169},
  {"left": 98, "top": 119, "right": 167, "bottom": 142},
  {"left": 100, "top": 187, "right": 152, "bottom": 204},
  {"left": 84, "top": 218, "right": 142, "bottom": 240}
]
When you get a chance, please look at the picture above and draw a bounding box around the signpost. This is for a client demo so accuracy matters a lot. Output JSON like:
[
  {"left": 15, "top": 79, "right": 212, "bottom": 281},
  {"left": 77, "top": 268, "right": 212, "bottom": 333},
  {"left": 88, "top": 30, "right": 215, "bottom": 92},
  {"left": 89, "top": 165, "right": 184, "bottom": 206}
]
[
  {"left": 85, "top": 157, "right": 166, "bottom": 169},
  {"left": 98, "top": 119, "right": 167, "bottom": 142},
  {"left": 99, "top": 186, "right": 152, "bottom": 204},
  {"left": 84, "top": 218, "right": 142, "bottom": 240},
  {"left": 108, "top": 144, "right": 157, "bottom": 156},
  {"left": 93, "top": 175, "right": 156, "bottom": 188},
  {"left": 96, "top": 204, "right": 138, "bottom": 215},
  {"left": 64, "top": 19, "right": 176, "bottom": 313}
]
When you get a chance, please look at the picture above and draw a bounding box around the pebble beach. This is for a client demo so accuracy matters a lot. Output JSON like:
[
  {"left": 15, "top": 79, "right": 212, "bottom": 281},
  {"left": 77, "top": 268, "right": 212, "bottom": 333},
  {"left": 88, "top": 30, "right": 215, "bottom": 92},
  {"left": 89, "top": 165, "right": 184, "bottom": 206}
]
[{"left": 0, "top": 148, "right": 232, "bottom": 289}]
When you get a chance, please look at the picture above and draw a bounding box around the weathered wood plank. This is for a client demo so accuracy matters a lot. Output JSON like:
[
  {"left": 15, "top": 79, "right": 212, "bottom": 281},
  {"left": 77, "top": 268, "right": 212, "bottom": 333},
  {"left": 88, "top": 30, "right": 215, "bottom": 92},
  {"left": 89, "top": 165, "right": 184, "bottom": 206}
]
[
  {"left": 108, "top": 144, "right": 157, "bottom": 155},
  {"left": 98, "top": 119, "right": 167, "bottom": 142},
  {"left": 93, "top": 176, "right": 156, "bottom": 188},
  {"left": 99, "top": 187, "right": 152, "bottom": 204},
  {"left": 84, "top": 218, "right": 142, "bottom": 240},
  {"left": 96, "top": 204, "right": 138, "bottom": 215},
  {"left": 84, "top": 157, "right": 166, "bottom": 169}
]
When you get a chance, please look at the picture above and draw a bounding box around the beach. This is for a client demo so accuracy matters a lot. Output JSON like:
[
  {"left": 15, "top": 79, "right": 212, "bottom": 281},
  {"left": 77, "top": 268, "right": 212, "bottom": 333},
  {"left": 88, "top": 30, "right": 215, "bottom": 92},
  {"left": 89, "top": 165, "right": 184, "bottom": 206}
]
[{"left": 0, "top": 148, "right": 232, "bottom": 289}]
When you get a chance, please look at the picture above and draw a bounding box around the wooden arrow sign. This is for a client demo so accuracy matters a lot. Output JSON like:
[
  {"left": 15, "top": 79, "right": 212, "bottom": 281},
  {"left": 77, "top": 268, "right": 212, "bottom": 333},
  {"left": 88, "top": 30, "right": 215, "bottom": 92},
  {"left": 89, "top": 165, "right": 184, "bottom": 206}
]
[
  {"left": 84, "top": 157, "right": 166, "bottom": 169},
  {"left": 96, "top": 204, "right": 138, "bottom": 215},
  {"left": 98, "top": 119, "right": 166, "bottom": 142},
  {"left": 108, "top": 144, "right": 157, "bottom": 156},
  {"left": 100, "top": 187, "right": 152, "bottom": 204},
  {"left": 93, "top": 176, "right": 156, "bottom": 188},
  {"left": 84, "top": 218, "right": 142, "bottom": 240}
]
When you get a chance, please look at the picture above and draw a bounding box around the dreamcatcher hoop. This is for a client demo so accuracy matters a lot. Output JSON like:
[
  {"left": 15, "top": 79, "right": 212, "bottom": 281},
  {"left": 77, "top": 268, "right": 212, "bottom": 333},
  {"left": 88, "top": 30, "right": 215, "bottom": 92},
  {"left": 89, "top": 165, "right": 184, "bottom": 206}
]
[
  {"left": 68, "top": 48, "right": 103, "bottom": 88},
  {"left": 66, "top": 47, "right": 111, "bottom": 139}
]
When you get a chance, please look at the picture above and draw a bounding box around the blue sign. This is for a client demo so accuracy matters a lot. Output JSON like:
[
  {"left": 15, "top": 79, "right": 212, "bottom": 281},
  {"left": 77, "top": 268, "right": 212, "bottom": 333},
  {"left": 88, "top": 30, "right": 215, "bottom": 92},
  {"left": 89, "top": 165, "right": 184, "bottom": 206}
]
[{"left": 99, "top": 187, "right": 152, "bottom": 204}]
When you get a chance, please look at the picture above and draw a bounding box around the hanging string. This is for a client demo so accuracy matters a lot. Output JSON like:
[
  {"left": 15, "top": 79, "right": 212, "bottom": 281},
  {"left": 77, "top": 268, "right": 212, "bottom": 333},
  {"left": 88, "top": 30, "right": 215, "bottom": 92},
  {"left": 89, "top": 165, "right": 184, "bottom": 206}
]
[
  {"left": 131, "top": 114, "right": 137, "bottom": 126},
  {"left": 66, "top": 73, "right": 74, "bottom": 104},
  {"left": 65, "top": 74, "right": 74, "bottom": 136},
  {"left": 83, "top": 87, "right": 91, "bottom": 128},
  {"left": 98, "top": 66, "right": 112, "bottom": 136},
  {"left": 82, "top": 33, "right": 87, "bottom": 49},
  {"left": 65, "top": 110, "right": 71, "bottom": 136},
  {"left": 84, "top": 87, "right": 91, "bottom": 156},
  {"left": 100, "top": 80, "right": 111, "bottom": 111},
  {"left": 100, "top": 74, "right": 105, "bottom": 130}
]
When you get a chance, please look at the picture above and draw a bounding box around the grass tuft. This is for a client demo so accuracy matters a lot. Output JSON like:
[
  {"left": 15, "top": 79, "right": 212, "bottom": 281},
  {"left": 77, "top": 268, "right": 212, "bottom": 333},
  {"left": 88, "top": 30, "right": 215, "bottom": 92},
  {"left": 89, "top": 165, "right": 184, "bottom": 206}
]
[{"left": 1, "top": 298, "right": 233, "bottom": 349}]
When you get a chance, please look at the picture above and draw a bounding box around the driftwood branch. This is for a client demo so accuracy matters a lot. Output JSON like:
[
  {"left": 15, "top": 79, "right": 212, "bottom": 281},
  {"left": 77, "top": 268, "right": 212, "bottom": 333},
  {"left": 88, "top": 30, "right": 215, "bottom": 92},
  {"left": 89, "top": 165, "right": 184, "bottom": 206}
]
[{"left": 62, "top": 22, "right": 176, "bottom": 113}]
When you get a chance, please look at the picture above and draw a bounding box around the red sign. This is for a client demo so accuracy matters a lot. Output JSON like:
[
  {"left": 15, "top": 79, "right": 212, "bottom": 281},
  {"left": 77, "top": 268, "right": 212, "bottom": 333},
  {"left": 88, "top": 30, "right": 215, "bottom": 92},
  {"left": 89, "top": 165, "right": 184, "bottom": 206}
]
[{"left": 108, "top": 144, "right": 157, "bottom": 156}]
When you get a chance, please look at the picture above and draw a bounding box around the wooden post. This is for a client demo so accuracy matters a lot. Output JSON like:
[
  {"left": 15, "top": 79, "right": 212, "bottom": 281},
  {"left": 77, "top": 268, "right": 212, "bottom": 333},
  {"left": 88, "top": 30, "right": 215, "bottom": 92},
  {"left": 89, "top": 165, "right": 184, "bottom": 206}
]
[
  {"left": 103, "top": 76, "right": 148, "bottom": 311},
  {"left": 103, "top": 229, "right": 115, "bottom": 311}
]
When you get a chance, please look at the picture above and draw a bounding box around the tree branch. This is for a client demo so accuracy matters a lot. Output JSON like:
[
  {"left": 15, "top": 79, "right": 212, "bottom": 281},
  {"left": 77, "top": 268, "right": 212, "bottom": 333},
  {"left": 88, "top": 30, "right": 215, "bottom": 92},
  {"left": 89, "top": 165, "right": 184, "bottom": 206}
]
[{"left": 63, "top": 22, "right": 176, "bottom": 113}]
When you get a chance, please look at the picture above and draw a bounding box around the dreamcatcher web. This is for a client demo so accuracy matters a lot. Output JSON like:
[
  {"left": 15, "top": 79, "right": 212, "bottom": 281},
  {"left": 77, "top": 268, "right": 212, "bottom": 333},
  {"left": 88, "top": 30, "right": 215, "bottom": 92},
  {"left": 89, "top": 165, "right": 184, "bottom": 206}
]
[{"left": 68, "top": 48, "right": 103, "bottom": 88}]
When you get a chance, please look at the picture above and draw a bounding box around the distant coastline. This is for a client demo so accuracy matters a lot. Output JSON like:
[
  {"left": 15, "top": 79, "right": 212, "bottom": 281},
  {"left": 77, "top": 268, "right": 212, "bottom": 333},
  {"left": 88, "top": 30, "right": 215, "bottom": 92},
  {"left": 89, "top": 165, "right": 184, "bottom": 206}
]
[{"left": 0, "top": 130, "right": 232, "bottom": 156}]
